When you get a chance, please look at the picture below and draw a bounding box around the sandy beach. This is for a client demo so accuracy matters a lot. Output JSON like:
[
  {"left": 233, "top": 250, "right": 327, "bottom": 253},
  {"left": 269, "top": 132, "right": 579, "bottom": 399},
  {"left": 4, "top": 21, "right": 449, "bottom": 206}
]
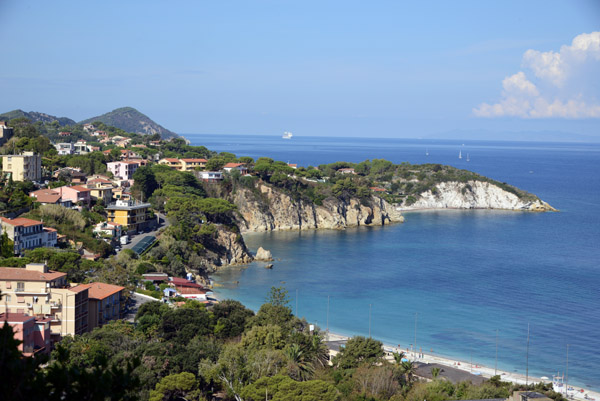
[{"left": 325, "top": 331, "right": 599, "bottom": 401}]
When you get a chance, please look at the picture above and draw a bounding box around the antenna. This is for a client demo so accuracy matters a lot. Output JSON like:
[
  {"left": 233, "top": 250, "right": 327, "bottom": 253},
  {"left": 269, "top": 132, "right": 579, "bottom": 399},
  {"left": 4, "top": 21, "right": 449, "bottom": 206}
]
[{"left": 526, "top": 322, "right": 530, "bottom": 388}]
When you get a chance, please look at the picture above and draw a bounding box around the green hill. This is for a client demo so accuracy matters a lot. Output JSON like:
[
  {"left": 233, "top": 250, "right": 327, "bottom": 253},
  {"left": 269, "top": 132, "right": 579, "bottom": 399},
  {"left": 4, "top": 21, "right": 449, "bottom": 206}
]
[
  {"left": 0, "top": 109, "right": 76, "bottom": 126},
  {"left": 80, "top": 107, "right": 178, "bottom": 138}
]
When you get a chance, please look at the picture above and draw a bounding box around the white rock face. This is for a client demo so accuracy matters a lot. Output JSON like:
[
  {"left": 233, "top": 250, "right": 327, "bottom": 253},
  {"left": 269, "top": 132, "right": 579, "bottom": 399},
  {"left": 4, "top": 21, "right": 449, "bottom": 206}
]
[
  {"left": 399, "top": 181, "right": 555, "bottom": 211},
  {"left": 233, "top": 183, "right": 404, "bottom": 232}
]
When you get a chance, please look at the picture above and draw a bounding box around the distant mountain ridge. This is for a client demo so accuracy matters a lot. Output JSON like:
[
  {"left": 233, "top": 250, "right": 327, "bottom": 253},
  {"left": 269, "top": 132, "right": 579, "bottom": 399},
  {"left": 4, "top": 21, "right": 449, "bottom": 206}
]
[
  {"left": 80, "top": 107, "right": 178, "bottom": 138},
  {"left": 0, "top": 109, "right": 76, "bottom": 126}
]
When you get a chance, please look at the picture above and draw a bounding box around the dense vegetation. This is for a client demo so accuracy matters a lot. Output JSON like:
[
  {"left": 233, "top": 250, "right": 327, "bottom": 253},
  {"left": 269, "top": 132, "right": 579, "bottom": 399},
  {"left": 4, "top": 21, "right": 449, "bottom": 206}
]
[{"left": 1, "top": 287, "right": 568, "bottom": 401}]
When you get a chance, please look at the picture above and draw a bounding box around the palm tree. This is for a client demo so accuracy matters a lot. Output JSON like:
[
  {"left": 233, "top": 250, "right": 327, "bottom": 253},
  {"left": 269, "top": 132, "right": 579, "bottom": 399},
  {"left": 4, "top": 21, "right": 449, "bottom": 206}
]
[
  {"left": 400, "top": 360, "right": 416, "bottom": 385},
  {"left": 305, "top": 333, "right": 329, "bottom": 369},
  {"left": 392, "top": 351, "right": 406, "bottom": 365},
  {"left": 431, "top": 367, "right": 441, "bottom": 379},
  {"left": 284, "top": 343, "right": 314, "bottom": 381}
]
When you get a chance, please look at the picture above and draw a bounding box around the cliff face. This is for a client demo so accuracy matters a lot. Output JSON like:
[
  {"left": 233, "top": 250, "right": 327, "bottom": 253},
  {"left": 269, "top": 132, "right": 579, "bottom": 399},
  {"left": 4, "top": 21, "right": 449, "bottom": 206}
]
[
  {"left": 399, "top": 181, "right": 556, "bottom": 211},
  {"left": 232, "top": 183, "right": 404, "bottom": 232},
  {"left": 203, "top": 226, "right": 253, "bottom": 268}
]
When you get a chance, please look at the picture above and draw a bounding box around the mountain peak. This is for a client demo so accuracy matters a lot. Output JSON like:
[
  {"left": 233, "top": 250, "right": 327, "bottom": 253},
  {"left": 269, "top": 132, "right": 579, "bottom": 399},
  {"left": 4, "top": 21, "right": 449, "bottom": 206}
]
[{"left": 80, "top": 107, "right": 178, "bottom": 138}]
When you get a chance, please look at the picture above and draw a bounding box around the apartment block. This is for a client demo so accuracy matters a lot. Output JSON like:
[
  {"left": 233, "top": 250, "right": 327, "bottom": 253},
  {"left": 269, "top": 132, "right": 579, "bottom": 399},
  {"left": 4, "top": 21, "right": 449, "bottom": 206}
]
[
  {"left": 0, "top": 217, "right": 58, "bottom": 255},
  {"left": 0, "top": 263, "right": 89, "bottom": 341},
  {"left": 2, "top": 152, "right": 41, "bottom": 181}
]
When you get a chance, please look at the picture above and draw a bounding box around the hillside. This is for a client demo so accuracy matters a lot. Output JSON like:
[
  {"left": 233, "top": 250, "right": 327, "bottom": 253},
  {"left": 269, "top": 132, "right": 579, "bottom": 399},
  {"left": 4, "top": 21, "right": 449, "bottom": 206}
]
[
  {"left": 0, "top": 109, "right": 76, "bottom": 126},
  {"left": 80, "top": 107, "right": 178, "bottom": 138}
]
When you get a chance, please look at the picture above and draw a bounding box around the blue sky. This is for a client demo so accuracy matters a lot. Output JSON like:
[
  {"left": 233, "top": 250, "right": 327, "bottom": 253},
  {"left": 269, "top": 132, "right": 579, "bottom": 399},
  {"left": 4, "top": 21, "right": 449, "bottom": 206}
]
[{"left": 0, "top": 0, "right": 599, "bottom": 138}]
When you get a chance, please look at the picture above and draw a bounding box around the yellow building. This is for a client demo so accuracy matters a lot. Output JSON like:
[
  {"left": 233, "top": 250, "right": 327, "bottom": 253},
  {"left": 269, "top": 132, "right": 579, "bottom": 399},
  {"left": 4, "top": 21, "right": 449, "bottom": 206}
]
[
  {"left": 106, "top": 199, "right": 152, "bottom": 233},
  {"left": 180, "top": 158, "right": 207, "bottom": 171},
  {"left": 0, "top": 263, "right": 89, "bottom": 341},
  {"left": 2, "top": 151, "right": 41, "bottom": 181}
]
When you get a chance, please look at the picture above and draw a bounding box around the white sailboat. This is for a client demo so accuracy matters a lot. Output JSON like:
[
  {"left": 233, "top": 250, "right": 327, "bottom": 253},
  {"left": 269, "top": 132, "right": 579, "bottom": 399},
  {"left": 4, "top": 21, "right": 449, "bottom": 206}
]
[
  {"left": 282, "top": 131, "right": 293, "bottom": 139},
  {"left": 426, "top": 149, "right": 429, "bottom": 156},
  {"left": 466, "top": 153, "right": 470, "bottom": 162},
  {"left": 459, "top": 150, "right": 462, "bottom": 159}
]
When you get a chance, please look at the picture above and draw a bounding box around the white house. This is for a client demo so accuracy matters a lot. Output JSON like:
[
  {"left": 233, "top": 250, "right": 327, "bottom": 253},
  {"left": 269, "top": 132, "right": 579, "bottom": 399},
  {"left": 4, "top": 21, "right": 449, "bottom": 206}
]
[{"left": 55, "top": 143, "right": 74, "bottom": 155}]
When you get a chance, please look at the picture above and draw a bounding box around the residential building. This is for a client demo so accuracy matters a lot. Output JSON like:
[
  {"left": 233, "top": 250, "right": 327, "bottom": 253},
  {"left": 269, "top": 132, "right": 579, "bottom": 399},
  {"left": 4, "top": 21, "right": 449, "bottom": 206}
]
[
  {"left": 180, "top": 158, "right": 207, "bottom": 171},
  {"left": 86, "top": 181, "right": 114, "bottom": 205},
  {"left": 58, "top": 131, "right": 71, "bottom": 137},
  {"left": 197, "top": 171, "right": 223, "bottom": 182},
  {"left": 70, "top": 282, "right": 125, "bottom": 331},
  {"left": 55, "top": 185, "right": 91, "bottom": 206},
  {"left": 0, "top": 312, "right": 52, "bottom": 355},
  {"left": 73, "top": 140, "right": 92, "bottom": 155},
  {"left": 0, "top": 120, "right": 14, "bottom": 146},
  {"left": 93, "top": 221, "right": 122, "bottom": 239},
  {"left": 107, "top": 161, "right": 140, "bottom": 180},
  {"left": 0, "top": 217, "right": 57, "bottom": 255},
  {"left": 53, "top": 167, "right": 86, "bottom": 184},
  {"left": 82, "top": 123, "right": 95, "bottom": 132},
  {"left": 0, "top": 263, "right": 89, "bottom": 340},
  {"left": 158, "top": 158, "right": 182, "bottom": 170},
  {"left": 2, "top": 152, "right": 42, "bottom": 181},
  {"left": 149, "top": 140, "right": 162, "bottom": 147},
  {"left": 55, "top": 143, "right": 74, "bottom": 155},
  {"left": 119, "top": 149, "right": 141, "bottom": 160},
  {"left": 106, "top": 199, "right": 152, "bottom": 233},
  {"left": 338, "top": 168, "right": 355, "bottom": 174},
  {"left": 29, "top": 188, "right": 73, "bottom": 207},
  {"left": 223, "top": 163, "right": 248, "bottom": 175}
]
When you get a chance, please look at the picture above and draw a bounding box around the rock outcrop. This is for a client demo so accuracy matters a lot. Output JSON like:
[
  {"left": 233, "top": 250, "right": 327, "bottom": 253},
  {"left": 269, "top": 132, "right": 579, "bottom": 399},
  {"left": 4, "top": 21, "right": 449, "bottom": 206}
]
[
  {"left": 254, "top": 247, "right": 274, "bottom": 261},
  {"left": 202, "top": 227, "right": 253, "bottom": 268},
  {"left": 399, "top": 181, "right": 557, "bottom": 211},
  {"left": 232, "top": 183, "right": 404, "bottom": 232}
]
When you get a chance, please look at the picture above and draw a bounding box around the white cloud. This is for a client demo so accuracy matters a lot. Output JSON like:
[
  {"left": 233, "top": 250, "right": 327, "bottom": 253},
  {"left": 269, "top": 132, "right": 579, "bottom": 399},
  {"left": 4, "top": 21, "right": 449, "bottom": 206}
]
[{"left": 474, "top": 31, "right": 600, "bottom": 119}]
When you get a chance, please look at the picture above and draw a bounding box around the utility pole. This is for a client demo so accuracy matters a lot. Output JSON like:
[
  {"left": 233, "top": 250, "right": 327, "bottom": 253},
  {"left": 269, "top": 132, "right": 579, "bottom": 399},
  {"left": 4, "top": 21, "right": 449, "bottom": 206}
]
[
  {"left": 526, "top": 323, "right": 530, "bottom": 388},
  {"left": 495, "top": 329, "right": 499, "bottom": 376},
  {"left": 368, "top": 303, "right": 372, "bottom": 338},
  {"left": 414, "top": 312, "right": 418, "bottom": 358},
  {"left": 326, "top": 295, "right": 330, "bottom": 334},
  {"left": 566, "top": 344, "right": 570, "bottom": 397}
]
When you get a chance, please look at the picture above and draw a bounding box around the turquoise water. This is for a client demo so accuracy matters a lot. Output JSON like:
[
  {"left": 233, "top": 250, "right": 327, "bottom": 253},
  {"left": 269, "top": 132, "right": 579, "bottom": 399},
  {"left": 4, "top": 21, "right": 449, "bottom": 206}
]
[{"left": 187, "top": 134, "right": 600, "bottom": 389}]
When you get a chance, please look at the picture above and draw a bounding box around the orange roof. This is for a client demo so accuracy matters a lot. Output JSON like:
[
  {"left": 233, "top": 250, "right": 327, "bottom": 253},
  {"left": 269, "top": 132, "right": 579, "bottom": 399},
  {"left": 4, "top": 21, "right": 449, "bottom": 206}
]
[
  {"left": 0, "top": 267, "right": 66, "bottom": 282},
  {"left": 181, "top": 158, "right": 207, "bottom": 163},
  {"left": 0, "top": 217, "right": 43, "bottom": 227},
  {"left": 223, "top": 163, "right": 243, "bottom": 168},
  {"left": 69, "top": 185, "right": 91, "bottom": 192},
  {"left": 162, "top": 158, "right": 180, "bottom": 163},
  {"left": 72, "top": 282, "right": 125, "bottom": 300},
  {"left": 370, "top": 187, "right": 386, "bottom": 192},
  {"left": 88, "top": 178, "right": 112, "bottom": 184},
  {"left": 43, "top": 227, "right": 57, "bottom": 232}
]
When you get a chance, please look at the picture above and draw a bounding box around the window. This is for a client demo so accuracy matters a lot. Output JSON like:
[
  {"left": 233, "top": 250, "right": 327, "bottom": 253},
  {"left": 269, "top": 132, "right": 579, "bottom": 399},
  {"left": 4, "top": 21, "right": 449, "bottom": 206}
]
[
  {"left": 5, "top": 295, "right": 10, "bottom": 302},
  {"left": 17, "top": 282, "right": 24, "bottom": 292}
]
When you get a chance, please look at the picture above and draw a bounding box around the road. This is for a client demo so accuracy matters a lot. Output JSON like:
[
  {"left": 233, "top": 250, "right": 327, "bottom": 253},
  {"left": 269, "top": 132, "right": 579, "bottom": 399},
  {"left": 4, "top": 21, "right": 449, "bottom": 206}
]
[
  {"left": 124, "top": 292, "right": 157, "bottom": 322},
  {"left": 121, "top": 213, "right": 169, "bottom": 252}
]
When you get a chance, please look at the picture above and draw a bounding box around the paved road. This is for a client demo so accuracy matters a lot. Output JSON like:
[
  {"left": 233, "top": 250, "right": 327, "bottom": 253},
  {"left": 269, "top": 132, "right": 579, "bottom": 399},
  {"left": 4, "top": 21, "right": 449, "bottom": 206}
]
[
  {"left": 124, "top": 292, "right": 157, "bottom": 322},
  {"left": 121, "top": 213, "right": 169, "bottom": 252}
]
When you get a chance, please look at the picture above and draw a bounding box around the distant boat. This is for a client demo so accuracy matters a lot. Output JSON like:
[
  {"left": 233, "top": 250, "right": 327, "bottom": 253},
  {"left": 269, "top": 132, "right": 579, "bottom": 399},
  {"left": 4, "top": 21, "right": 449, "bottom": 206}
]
[
  {"left": 282, "top": 131, "right": 293, "bottom": 139},
  {"left": 426, "top": 149, "right": 429, "bottom": 156},
  {"left": 459, "top": 150, "right": 462, "bottom": 159},
  {"left": 466, "top": 153, "right": 470, "bottom": 162}
]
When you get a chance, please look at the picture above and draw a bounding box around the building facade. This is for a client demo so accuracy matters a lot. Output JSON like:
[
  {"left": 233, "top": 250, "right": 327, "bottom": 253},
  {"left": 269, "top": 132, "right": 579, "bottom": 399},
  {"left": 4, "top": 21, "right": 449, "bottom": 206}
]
[
  {"left": 106, "top": 199, "right": 152, "bottom": 233},
  {"left": 2, "top": 152, "right": 41, "bottom": 181},
  {"left": 107, "top": 161, "right": 140, "bottom": 180},
  {"left": 0, "top": 217, "right": 58, "bottom": 255},
  {"left": 0, "top": 263, "right": 89, "bottom": 341},
  {"left": 71, "top": 282, "right": 125, "bottom": 331}
]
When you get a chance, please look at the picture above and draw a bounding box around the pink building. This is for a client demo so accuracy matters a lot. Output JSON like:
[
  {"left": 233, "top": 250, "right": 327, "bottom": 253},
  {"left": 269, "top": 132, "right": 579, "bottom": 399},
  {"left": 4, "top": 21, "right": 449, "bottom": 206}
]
[
  {"left": 107, "top": 161, "right": 140, "bottom": 180},
  {"left": 1, "top": 312, "right": 52, "bottom": 355},
  {"left": 56, "top": 185, "right": 91, "bottom": 206}
]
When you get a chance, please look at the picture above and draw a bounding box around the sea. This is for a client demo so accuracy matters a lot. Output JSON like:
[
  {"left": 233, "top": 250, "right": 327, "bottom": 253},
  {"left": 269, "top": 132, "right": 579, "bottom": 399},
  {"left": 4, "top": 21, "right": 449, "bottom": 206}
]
[{"left": 186, "top": 133, "right": 600, "bottom": 390}]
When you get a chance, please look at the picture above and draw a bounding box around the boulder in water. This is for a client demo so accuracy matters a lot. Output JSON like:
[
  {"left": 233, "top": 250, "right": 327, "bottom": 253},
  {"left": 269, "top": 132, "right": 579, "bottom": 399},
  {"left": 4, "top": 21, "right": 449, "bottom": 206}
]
[{"left": 255, "top": 246, "right": 274, "bottom": 261}]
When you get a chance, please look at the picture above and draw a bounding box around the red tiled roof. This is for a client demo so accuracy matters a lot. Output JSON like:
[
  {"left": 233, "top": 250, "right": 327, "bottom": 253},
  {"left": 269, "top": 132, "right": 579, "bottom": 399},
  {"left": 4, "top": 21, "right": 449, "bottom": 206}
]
[
  {"left": 0, "top": 312, "right": 35, "bottom": 323},
  {"left": 69, "top": 185, "right": 91, "bottom": 192},
  {"left": 370, "top": 187, "right": 386, "bottom": 192},
  {"left": 176, "top": 286, "right": 207, "bottom": 294},
  {"left": 223, "top": 163, "right": 243, "bottom": 168},
  {"left": 163, "top": 158, "right": 180, "bottom": 163},
  {"left": 0, "top": 267, "right": 66, "bottom": 282},
  {"left": 181, "top": 158, "right": 207, "bottom": 163},
  {"left": 71, "top": 282, "right": 125, "bottom": 300},
  {"left": 0, "top": 217, "right": 43, "bottom": 227}
]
